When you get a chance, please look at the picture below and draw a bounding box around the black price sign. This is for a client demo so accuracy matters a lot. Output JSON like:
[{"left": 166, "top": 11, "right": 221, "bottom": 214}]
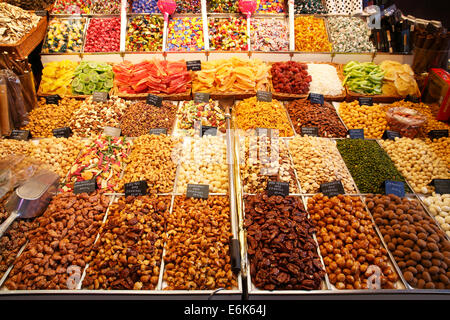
[
  {"left": 382, "top": 130, "right": 401, "bottom": 140},
  {"left": 267, "top": 181, "right": 289, "bottom": 197},
  {"left": 103, "top": 126, "right": 121, "bottom": 137},
  {"left": 45, "top": 94, "right": 61, "bottom": 105},
  {"left": 385, "top": 180, "right": 405, "bottom": 198},
  {"left": 349, "top": 129, "right": 364, "bottom": 139},
  {"left": 186, "top": 184, "right": 209, "bottom": 199},
  {"left": 194, "top": 92, "right": 210, "bottom": 103},
  {"left": 149, "top": 128, "right": 167, "bottom": 135},
  {"left": 74, "top": 179, "right": 97, "bottom": 194},
  {"left": 125, "top": 180, "right": 148, "bottom": 197},
  {"left": 358, "top": 97, "right": 373, "bottom": 106},
  {"left": 256, "top": 91, "right": 272, "bottom": 102},
  {"left": 405, "top": 94, "right": 419, "bottom": 103},
  {"left": 92, "top": 91, "right": 108, "bottom": 102},
  {"left": 308, "top": 93, "right": 324, "bottom": 105},
  {"left": 35, "top": 10, "right": 48, "bottom": 17},
  {"left": 53, "top": 127, "right": 72, "bottom": 138},
  {"left": 320, "top": 180, "right": 345, "bottom": 197},
  {"left": 430, "top": 179, "right": 450, "bottom": 195},
  {"left": 9, "top": 130, "right": 30, "bottom": 141},
  {"left": 186, "top": 60, "right": 202, "bottom": 71},
  {"left": 146, "top": 94, "right": 163, "bottom": 107},
  {"left": 427, "top": 130, "right": 449, "bottom": 140},
  {"left": 301, "top": 127, "right": 319, "bottom": 137},
  {"left": 201, "top": 125, "right": 217, "bottom": 137}
]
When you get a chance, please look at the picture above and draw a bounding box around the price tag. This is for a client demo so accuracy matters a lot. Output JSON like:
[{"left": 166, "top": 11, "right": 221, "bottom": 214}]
[
  {"left": 45, "top": 94, "right": 61, "bottom": 105},
  {"left": 52, "top": 127, "right": 72, "bottom": 138},
  {"left": 186, "top": 60, "right": 202, "bottom": 71},
  {"left": 103, "top": 126, "right": 121, "bottom": 137},
  {"left": 74, "top": 179, "right": 97, "bottom": 194},
  {"left": 349, "top": 129, "right": 364, "bottom": 139},
  {"left": 267, "top": 181, "right": 289, "bottom": 197},
  {"left": 194, "top": 92, "right": 210, "bottom": 103},
  {"left": 9, "top": 130, "right": 30, "bottom": 141},
  {"left": 427, "top": 130, "right": 449, "bottom": 140},
  {"left": 125, "top": 180, "right": 148, "bottom": 197},
  {"left": 358, "top": 97, "right": 373, "bottom": 106},
  {"left": 384, "top": 180, "right": 405, "bottom": 198},
  {"left": 429, "top": 179, "right": 450, "bottom": 195},
  {"left": 146, "top": 94, "right": 163, "bottom": 107},
  {"left": 201, "top": 125, "right": 217, "bottom": 137},
  {"left": 149, "top": 128, "right": 167, "bottom": 135},
  {"left": 92, "top": 91, "right": 108, "bottom": 102},
  {"left": 320, "top": 180, "right": 345, "bottom": 197},
  {"left": 405, "top": 94, "right": 419, "bottom": 103},
  {"left": 301, "top": 127, "right": 319, "bottom": 137},
  {"left": 308, "top": 93, "right": 324, "bottom": 105},
  {"left": 382, "top": 130, "right": 401, "bottom": 140},
  {"left": 35, "top": 10, "right": 48, "bottom": 17},
  {"left": 256, "top": 91, "right": 272, "bottom": 102},
  {"left": 186, "top": 184, "right": 209, "bottom": 199}
]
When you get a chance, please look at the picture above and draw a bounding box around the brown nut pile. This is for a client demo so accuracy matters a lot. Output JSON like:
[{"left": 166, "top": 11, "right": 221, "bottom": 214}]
[
  {"left": 239, "top": 135, "right": 299, "bottom": 194},
  {"left": 245, "top": 194, "right": 325, "bottom": 290},
  {"left": 22, "top": 98, "right": 82, "bottom": 138},
  {"left": 286, "top": 100, "right": 347, "bottom": 137},
  {"left": 366, "top": 194, "right": 450, "bottom": 289},
  {"left": 309, "top": 194, "right": 398, "bottom": 289},
  {"left": 68, "top": 96, "right": 129, "bottom": 137},
  {"left": 4, "top": 191, "right": 109, "bottom": 290},
  {"left": 163, "top": 196, "right": 237, "bottom": 290},
  {"left": 30, "top": 137, "right": 85, "bottom": 178},
  {"left": 118, "top": 135, "right": 181, "bottom": 194},
  {"left": 82, "top": 195, "right": 170, "bottom": 290},
  {"left": 120, "top": 101, "right": 178, "bottom": 137}
]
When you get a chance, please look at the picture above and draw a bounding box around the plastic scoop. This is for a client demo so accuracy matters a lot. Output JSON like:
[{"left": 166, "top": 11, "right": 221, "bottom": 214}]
[{"left": 0, "top": 169, "right": 59, "bottom": 237}]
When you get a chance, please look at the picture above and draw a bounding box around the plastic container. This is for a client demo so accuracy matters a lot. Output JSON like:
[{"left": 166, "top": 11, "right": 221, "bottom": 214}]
[{"left": 386, "top": 107, "right": 426, "bottom": 138}]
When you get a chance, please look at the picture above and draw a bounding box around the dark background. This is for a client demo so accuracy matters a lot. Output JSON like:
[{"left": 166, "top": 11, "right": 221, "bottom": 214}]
[{"left": 393, "top": 0, "right": 449, "bottom": 28}]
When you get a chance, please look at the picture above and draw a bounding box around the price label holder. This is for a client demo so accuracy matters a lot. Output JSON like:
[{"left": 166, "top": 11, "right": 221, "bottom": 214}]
[
  {"left": 427, "top": 130, "right": 449, "bottom": 140},
  {"left": 53, "top": 127, "right": 72, "bottom": 138},
  {"left": 382, "top": 130, "right": 401, "bottom": 140},
  {"left": 45, "top": 94, "right": 61, "bottom": 105},
  {"left": 384, "top": 180, "right": 405, "bottom": 198},
  {"left": 320, "top": 180, "right": 345, "bottom": 197},
  {"left": 194, "top": 92, "right": 210, "bottom": 103},
  {"left": 92, "top": 91, "right": 109, "bottom": 103},
  {"left": 74, "top": 179, "right": 97, "bottom": 194},
  {"left": 125, "top": 180, "right": 148, "bottom": 197},
  {"left": 429, "top": 179, "right": 450, "bottom": 195},
  {"left": 186, "top": 184, "right": 209, "bottom": 199},
  {"left": 405, "top": 94, "right": 419, "bottom": 103},
  {"left": 149, "top": 128, "right": 167, "bottom": 135},
  {"left": 267, "top": 181, "right": 289, "bottom": 197},
  {"left": 256, "top": 91, "right": 272, "bottom": 102},
  {"left": 201, "top": 125, "right": 217, "bottom": 137},
  {"left": 8, "top": 130, "right": 31, "bottom": 141},
  {"left": 186, "top": 60, "right": 202, "bottom": 71},
  {"left": 103, "top": 126, "right": 121, "bottom": 137},
  {"left": 308, "top": 93, "right": 324, "bottom": 105},
  {"left": 349, "top": 129, "right": 364, "bottom": 139},
  {"left": 35, "top": 10, "right": 48, "bottom": 17},
  {"left": 146, "top": 94, "right": 163, "bottom": 107},
  {"left": 358, "top": 97, "right": 373, "bottom": 106},
  {"left": 301, "top": 127, "right": 319, "bottom": 137}
]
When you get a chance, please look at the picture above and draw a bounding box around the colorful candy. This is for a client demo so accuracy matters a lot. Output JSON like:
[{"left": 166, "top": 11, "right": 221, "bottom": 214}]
[
  {"left": 294, "top": 16, "right": 332, "bottom": 52},
  {"left": 327, "top": 16, "right": 375, "bottom": 53},
  {"left": 208, "top": 0, "right": 238, "bottom": 13},
  {"left": 84, "top": 18, "right": 121, "bottom": 53},
  {"left": 294, "top": 0, "right": 326, "bottom": 14},
  {"left": 90, "top": 0, "right": 121, "bottom": 14},
  {"left": 255, "top": 0, "right": 284, "bottom": 13},
  {"left": 209, "top": 17, "right": 249, "bottom": 51},
  {"left": 43, "top": 18, "right": 85, "bottom": 53},
  {"left": 167, "top": 17, "right": 204, "bottom": 51},
  {"left": 176, "top": 0, "right": 201, "bottom": 13},
  {"left": 126, "top": 15, "right": 163, "bottom": 52},
  {"left": 251, "top": 18, "right": 289, "bottom": 51},
  {"left": 131, "top": 0, "right": 159, "bottom": 13},
  {"left": 51, "top": 0, "right": 90, "bottom": 14}
]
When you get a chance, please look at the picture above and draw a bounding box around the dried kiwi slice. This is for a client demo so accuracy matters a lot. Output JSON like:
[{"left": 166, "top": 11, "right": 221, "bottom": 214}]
[{"left": 104, "top": 79, "right": 113, "bottom": 89}]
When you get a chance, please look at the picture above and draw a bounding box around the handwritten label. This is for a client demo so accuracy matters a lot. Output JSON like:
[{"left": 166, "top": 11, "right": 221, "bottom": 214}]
[
  {"left": 146, "top": 94, "right": 162, "bottom": 107},
  {"left": 73, "top": 179, "right": 97, "bottom": 194},
  {"left": 385, "top": 180, "right": 405, "bottom": 198},
  {"left": 92, "top": 91, "right": 108, "bottom": 102},
  {"left": 320, "top": 180, "right": 345, "bottom": 197},
  {"left": 149, "top": 128, "right": 167, "bottom": 135},
  {"left": 256, "top": 91, "right": 272, "bottom": 102},
  {"left": 382, "top": 130, "right": 401, "bottom": 140},
  {"left": 103, "top": 126, "right": 121, "bottom": 137},
  {"left": 186, "top": 184, "right": 209, "bottom": 199},
  {"left": 125, "top": 180, "right": 148, "bottom": 197},
  {"left": 9, "top": 130, "right": 30, "bottom": 141},
  {"left": 186, "top": 60, "right": 202, "bottom": 71},
  {"left": 194, "top": 92, "right": 210, "bottom": 103},
  {"left": 358, "top": 97, "right": 373, "bottom": 106},
  {"left": 308, "top": 93, "right": 324, "bottom": 105},
  {"left": 267, "top": 181, "right": 289, "bottom": 197},
  {"left": 430, "top": 179, "right": 450, "bottom": 195},
  {"left": 427, "top": 130, "right": 449, "bottom": 140},
  {"left": 301, "top": 127, "right": 319, "bottom": 137},
  {"left": 349, "top": 129, "right": 364, "bottom": 139},
  {"left": 201, "top": 125, "right": 217, "bottom": 137},
  {"left": 53, "top": 127, "right": 72, "bottom": 138},
  {"left": 45, "top": 94, "right": 61, "bottom": 105}
]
